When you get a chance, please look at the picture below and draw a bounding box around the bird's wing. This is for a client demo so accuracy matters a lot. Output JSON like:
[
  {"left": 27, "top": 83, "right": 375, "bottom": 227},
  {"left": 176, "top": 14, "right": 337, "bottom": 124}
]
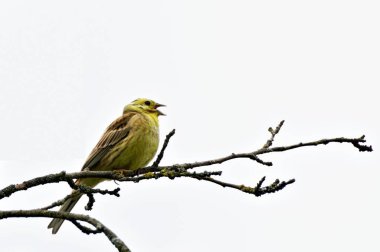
[{"left": 81, "top": 112, "right": 138, "bottom": 170}]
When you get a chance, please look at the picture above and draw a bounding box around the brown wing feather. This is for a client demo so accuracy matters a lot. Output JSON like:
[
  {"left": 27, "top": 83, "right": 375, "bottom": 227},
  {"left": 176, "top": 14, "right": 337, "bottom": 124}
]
[{"left": 81, "top": 112, "right": 137, "bottom": 170}]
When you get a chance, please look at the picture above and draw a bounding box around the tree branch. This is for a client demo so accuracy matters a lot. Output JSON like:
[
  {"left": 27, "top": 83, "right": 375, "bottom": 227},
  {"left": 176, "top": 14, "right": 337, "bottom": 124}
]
[
  {"left": 263, "top": 120, "right": 285, "bottom": 148},
  {"left": 0, "top": 209, "right": 131, "bottom": 252},
  {"left": 152, "top": 129, "right": 176, "bottom": 167},
  {"left": 0, "top": 130, "right": 372, "bottom": 201},
  {"left": 154, "top": 135, "right": 372, "bottom": 172},
  {"left": 255, "top": 135, "right": 373, "bottom": 155},
  {"left": 0, "top": 121, "right": 373, "bottom": 252},
  {"left": 186, "top": 174, "right": 295, "bottom": 196}
]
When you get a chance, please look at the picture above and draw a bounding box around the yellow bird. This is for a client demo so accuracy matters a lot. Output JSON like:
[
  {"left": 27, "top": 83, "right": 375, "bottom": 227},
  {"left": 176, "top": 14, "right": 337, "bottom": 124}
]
[{"left": 48, "top": 98, "right": 165, "bottom": 234}]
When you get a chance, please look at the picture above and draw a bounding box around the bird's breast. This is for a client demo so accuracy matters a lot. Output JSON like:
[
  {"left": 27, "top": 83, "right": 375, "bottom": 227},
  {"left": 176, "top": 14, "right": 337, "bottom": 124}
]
[{"left": 108, "top": 122, "right": 159, "bottom": 171}]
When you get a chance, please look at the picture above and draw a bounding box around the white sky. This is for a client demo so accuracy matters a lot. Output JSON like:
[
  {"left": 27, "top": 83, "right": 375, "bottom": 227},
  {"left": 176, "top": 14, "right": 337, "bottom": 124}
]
[{"left": 0, "top": 1, "right": 379, "bottom": 251}]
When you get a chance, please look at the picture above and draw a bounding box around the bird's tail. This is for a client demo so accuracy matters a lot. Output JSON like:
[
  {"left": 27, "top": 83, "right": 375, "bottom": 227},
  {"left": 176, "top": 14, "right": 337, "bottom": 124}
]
[{"left": 47, "top": 192, "right": 83, "bottom": 234}]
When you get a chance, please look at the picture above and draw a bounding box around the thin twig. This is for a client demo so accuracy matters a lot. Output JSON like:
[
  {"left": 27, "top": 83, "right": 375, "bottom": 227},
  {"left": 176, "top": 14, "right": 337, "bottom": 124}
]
[
  {"left": 39, "top": 187, "right": 120, "bottom": 211},
  {"left": 263, "top": 120, "right": 285, "bottom": 148},
  {"left": 80, "top": 187, "right": 120, "bottom": 211},
  {"left": 186, "top": 175, "right": 295, "bottom": 196},
  {"left": 85, "top": 193, "right": 95, "bottom": 211},
  {"left": 152, "top": 129, "right": 176, "bottom": 167},
  {"left": 255, "top": 136, "right": 373, "bottom": 155},
  {"left": 117, "top": 167, "right": 294, "bottom": 197}
]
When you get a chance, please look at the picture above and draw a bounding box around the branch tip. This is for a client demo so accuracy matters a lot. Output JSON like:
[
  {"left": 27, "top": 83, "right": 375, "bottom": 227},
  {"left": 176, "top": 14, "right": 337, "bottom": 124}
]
[
  {"left": 85, "top": 193, "right": 95, "bottom": 211},
  {"left": 256, "top": 176, "right": 266, "bottom": 188},
  {"left": 263, "top": 120, "right": 285, "bottom": 148},
  {"left": 152, "top": 129, "right": 176, "bottom": 167}
]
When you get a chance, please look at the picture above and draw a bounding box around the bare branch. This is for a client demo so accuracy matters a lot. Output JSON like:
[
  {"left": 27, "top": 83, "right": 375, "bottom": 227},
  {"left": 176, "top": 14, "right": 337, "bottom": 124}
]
[
  {"left": 156, "top": 135, "right": 371, "bottom": 172},
  {"left": 152, "top": 129, "right": 176, "bottom": 167},
  {"left": 263, "top": 120, "right": 285, "bottom": 148},
  {"left": 188, "top": 175, "right": 295, "bottom": 196},
  {"left": 0, "top": 125, "right": 372, "bottom": 252},
  {"left": 0, "top": 209, "right": 131, "bottom": 252},
  {"left": 0, "top": 171, "right": 128, "bottom": 200},
  {"left": 352, "top": 135, "right": 374, "bottom": 152},
  {"left": 0, "top": 134, "right": 371, "bottom": 201},
  {"left": 255, "top": 135, "right": 373, "bottom": 155},
  {"left": 122, "top": 170, "right": 223, "bottom": 182},
  {"left": 39, "top": 187, "right": 120, "bottom": 212},
  {"left": 75, "top": 186, "right": 121, "bottom": 211}
]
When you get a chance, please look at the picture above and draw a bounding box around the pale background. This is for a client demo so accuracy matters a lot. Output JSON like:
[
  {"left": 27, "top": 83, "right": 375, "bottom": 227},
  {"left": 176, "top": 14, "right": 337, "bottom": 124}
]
[{"left": 0, "top": 1, "right": 379, "bottom": 252}]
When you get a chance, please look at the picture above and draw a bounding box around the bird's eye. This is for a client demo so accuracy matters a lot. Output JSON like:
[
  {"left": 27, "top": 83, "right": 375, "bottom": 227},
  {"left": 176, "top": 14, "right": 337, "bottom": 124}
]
[{"left": 144, "top": 101, "right": 151, "bottom": 106}]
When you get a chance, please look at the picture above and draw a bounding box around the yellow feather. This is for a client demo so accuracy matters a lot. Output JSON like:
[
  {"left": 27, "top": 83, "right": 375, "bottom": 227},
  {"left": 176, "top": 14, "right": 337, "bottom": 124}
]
[{"left": 48, "top": 98, "right": 164, "bottom": 234}]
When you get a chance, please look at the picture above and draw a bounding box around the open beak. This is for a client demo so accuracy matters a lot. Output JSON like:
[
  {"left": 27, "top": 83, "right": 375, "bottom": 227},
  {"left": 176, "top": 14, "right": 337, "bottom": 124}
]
[{"left": 155, "top": 103, "right": 166, "bottom": 116}]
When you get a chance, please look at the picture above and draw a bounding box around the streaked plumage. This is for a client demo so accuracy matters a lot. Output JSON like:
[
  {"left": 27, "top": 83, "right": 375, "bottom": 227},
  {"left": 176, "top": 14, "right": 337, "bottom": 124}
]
[{"left": 48, "top": 98, "right": 164, "bottom": 234}]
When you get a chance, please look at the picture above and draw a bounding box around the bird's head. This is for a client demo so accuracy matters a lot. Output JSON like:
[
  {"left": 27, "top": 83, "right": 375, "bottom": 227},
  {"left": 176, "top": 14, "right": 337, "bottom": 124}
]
[{"left": 123, "top": 98, "right": 165, "bottom": 116}]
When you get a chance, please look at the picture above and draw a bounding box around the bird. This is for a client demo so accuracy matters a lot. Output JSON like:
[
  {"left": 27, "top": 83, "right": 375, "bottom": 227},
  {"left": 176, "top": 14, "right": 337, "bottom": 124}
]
[{"left": 48, "top": 98, "right": 165, "bottom": 234}]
